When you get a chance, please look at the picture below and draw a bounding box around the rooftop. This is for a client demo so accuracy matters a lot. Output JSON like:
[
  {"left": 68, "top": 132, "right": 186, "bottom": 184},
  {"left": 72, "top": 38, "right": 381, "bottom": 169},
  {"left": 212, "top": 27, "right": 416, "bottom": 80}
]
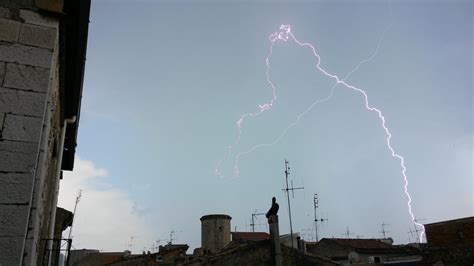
[{"left": 231, "top": 231, "right": 270, "bottom": 242}]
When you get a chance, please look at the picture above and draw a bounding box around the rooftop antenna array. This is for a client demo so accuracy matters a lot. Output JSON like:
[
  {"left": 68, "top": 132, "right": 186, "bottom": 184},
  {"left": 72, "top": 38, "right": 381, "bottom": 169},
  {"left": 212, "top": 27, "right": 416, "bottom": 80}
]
[
  {"left": 282, "top": 159, "right": 304, "bottom": 249},
  {"left": 407, "top": 228, "right": 417, "bottom": 243},
  {"left": 379, "top": 222, "right": 390, "bottom": 239},
  {"left": 250, "top": 211, "right": 266, "bottom": 232},
  {"left": 301, "top": 228, "right": 314, "bottom": 241},
  {"left": 128, "top": 236, "right": 135, "bottom": 252},
  {"left": 313, "top": 193, "right": 328, "bottom": 242},
  {"left": 342, "top": 227, "right": 354, "bottom": 238},
  {"left": 168, "top": 231, "right": 175, "bottom": 245},
  {"left": 150, "top": 239, "right": 162, "bottom": 253}
]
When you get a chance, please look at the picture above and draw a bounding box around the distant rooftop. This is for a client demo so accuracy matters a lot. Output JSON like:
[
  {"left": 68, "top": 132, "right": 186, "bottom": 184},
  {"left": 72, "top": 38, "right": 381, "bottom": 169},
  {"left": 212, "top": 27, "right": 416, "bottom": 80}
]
[{"left": 231, "top": 231, "right": 270, "bottom": 242}]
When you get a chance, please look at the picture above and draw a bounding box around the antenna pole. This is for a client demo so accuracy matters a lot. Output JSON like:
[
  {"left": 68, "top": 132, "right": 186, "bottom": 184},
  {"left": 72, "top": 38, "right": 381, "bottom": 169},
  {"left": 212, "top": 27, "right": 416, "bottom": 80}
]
[
  {"left": 251, "top": 212, "right": 266, "bottom": 240},
  {"left": 284, "top": 160, "right": 294, "bottom": 249},
  {"left": 251, "top": 215, "right": 255, "bottom": 233},
  {"left": 314, "top": 194, "right": 318, "bottom": 242},
  {"left": 128, "top": 236, "right": 135, "bottom": 251},
  {"left": 413, "top": 218, "right": 426, "bottom": 243},
  {"left": 67, "top": 190, "right": 82, "bottom": 240},
  {"left": 342, "top": 227, "right": 353, "bottom": 238},
  {"left": 313, "top": 193, "right": 328, "bottom": 242},
  {"left": 380, "top": 222, "right": 390, "bottom": 239},
  {"left": 281, "top": 159, "right": 304, "bottom": 249}
]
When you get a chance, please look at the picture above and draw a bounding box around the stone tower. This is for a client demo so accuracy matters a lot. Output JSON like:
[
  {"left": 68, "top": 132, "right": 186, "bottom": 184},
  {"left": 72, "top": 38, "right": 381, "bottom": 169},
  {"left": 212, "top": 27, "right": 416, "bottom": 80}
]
[{"left": 200, "top": 214, "right": 232, "bottom": 253}]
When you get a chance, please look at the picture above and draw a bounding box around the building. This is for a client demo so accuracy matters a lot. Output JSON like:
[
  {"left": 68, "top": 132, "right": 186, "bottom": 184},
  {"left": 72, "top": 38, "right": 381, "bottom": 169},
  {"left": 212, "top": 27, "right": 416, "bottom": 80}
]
[
  {"left": 70, "top": 244, "right": 190, "bottom": 266},
  {"left": 420, "top": 217, "right": 474, "bottom": 265},
  {"left": 186, "top": 239, "right": 337, "bottom": 266},
  {"left": 279, "top": 232, "right": 305, "bottom": 251},
  {"left": 307, "top": 238, "right": 421, "bottom": 265},
  {"left": 231, "top": 231, "right": 270, "bottom": 243},
  {"left": 200, "top": 214, "right": 232, "bottom": 254},
  {"left": 424, "top": 216, "right": 474, "bottom": 247},
  {"left": 0, "top": 0, "right": 90, "bottom": 265},
  {"left": 187, "top": 213, "right": 337, "bottom": 266}
]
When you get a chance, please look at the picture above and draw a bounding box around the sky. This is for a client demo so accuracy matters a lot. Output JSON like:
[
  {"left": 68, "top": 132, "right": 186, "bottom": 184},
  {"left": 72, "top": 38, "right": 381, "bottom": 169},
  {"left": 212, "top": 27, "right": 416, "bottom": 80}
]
[{"left": 58, "top": 0, "right": 473, "bottom": 254}]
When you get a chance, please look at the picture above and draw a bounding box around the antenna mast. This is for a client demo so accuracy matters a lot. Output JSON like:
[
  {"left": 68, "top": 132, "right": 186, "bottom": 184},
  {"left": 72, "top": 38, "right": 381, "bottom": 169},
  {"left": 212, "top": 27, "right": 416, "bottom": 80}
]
[
  {"left": 380, "top": 222, "right": 390, "bottom": 239},
  {"left": 342, "top": 226, "right": 354, "bottom": 238},
  {"left": 67, "top": 189, "right": 82, "bottom": 240},
  {"left": 128, "top": 236, "right": 135, "bottom": 251},
  {"left": 281, "top": 159, "right": 304, "bottom": 249},
  {"left": 250, "top": 212, "right": 266, "bottom": 241},
  {"left": 313, "top": 193, "right": 328, "bottom": 242}
]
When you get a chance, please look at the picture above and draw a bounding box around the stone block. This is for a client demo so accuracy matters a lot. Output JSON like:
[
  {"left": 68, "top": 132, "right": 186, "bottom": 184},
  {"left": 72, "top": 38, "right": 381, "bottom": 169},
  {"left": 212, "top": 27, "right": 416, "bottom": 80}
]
[
  {"left": 0, "top": 43, "right": 52, "bottom": 68},
  {"left": 0, "top": 18, "right": 20, "bottom": 42},
  {"left": 0, "top": 173, "right": 33, "bottom": 204},
  {"left": 20, "top": 9, "right": 58, "bottom": 29},
  {"left": 0, "top": 204, "right": 28, "bottom": 236},
  {"left": 0, "top": 139, "right": 38, "bottom": 153},
  {"left": 0, "top": 7, "right": 13, "bottom": 20},
  {"left": 0, "top": 87, "right": 46, "bottom": 117},
  {"left": 2, "top": 114, "right": 42, "bottom": 142},
  {"left": 3, "top": 63, "right": 50, "bottom": 92},
  {"left": 0, "top": 236, "right": 23, "bottom": 266},
  {"left": 0, "top": 143, "right": 37, "bottom": 173},
  {"left": 19, "top": 23, "right": 57, "bottom": 49}
]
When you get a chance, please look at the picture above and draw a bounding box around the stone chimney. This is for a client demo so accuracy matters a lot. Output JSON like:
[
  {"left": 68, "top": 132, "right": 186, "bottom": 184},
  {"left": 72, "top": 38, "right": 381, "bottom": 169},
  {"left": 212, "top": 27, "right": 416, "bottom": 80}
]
[{"left": 268, "top": 215, "right": 282, "bottom": 266}]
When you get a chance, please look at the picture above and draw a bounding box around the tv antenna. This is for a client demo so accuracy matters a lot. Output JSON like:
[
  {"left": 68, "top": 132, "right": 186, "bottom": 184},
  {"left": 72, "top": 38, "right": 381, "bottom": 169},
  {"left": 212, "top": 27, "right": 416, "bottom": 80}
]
[
  {"left": 150, "top": 239, "right": 162, "bottom": 252},
  {"left": 168, "top": 230, "right": 182, "bottom": 245},
  {"left": 281, "top": 159, "right": 304, "bottom": 249},
  {"left": 412, "top": 218, "right": 426, "bottom": 243},
  {"left": 407, "top": 228, "right": 417, "bottom": 243},
  {"left": 250, "top": 211, "right": 266, "bottom": 236},
  {"left": 67, "top": 189, "right": 82, "bottom": 240},
  {"left": 301, "top": 228, "right": 314, "bottom": 241},
  {"left": 342, "top": 227, "right": 354, "bottom": 238},
  {"left": 168, "top": 231, "right": 175, "bottom": 245},
  {"left": 379, "top": 222, "right": 390, "bottom": 239},
  {"left": 313, "top": 193, "right": 328, "bottom": 242},
  {"left": 128, "top": 236, "right": 136, "bottom": 251}
]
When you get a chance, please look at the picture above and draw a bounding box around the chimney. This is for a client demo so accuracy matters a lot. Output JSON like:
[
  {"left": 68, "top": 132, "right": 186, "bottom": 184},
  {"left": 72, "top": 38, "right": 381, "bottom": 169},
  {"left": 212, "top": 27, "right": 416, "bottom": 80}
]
[{"left": 268, "top": 215, "right": 282, "bottom": 266}]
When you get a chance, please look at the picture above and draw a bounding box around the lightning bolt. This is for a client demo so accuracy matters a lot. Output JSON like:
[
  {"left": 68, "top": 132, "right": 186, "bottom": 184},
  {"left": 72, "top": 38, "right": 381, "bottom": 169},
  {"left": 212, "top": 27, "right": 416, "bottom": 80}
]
[{"left": 215, "top": 14, "right": 425, "bottom": 243}]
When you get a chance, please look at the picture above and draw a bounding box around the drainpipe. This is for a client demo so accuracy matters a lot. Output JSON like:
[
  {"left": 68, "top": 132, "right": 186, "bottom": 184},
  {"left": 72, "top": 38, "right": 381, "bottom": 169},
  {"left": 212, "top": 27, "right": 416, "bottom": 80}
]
[{"left": 47, "top": 116, "right": 76, "bottom": 266}]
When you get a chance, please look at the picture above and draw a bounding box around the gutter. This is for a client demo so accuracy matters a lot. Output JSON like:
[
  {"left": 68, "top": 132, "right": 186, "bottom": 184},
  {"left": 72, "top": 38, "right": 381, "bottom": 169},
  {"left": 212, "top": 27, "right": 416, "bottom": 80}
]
[{"left": 46, "top": 116, "right": 76, "bottom": 266}]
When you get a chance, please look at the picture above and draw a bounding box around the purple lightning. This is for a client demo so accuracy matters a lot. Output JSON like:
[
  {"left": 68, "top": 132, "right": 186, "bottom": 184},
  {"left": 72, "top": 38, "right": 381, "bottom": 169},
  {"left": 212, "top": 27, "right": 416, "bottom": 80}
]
[
  {"left": 273, "top": 25, "right": 425, "bottom": 241},
  {"left": 214, "top": 27, "right": 280, "bottom": 178},
  {"left": 215, "top": 23, "right": 425, "bottom": 241}
]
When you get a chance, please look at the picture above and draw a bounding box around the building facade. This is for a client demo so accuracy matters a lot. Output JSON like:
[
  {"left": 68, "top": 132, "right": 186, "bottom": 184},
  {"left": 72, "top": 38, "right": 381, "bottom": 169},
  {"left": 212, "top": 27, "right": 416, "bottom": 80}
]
[
  {"left": 0, "top": 0, "right": 90, "bottom": 265},
  {"left": 200, "top": 214, "right": 232, "bottom": 254}
]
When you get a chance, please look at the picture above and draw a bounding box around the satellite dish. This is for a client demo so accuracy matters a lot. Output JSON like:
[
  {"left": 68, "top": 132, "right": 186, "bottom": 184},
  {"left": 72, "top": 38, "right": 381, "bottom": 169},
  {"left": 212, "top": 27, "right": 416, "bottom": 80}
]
[
  {"left": 123, "top": 250, "right": 131, "bottom": 258},
  {"left": 348, "top": 251, "right": 360, "bottom": 263},
  {"left": 155, "top": 255, "right": 163, "bottom": 262}
]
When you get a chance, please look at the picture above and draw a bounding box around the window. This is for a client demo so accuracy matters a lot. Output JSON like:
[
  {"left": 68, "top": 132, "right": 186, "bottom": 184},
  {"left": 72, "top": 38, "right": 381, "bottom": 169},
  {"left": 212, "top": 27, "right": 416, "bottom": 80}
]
[{"left": 369, "top": 256, "right": 382, "bottom": 263}]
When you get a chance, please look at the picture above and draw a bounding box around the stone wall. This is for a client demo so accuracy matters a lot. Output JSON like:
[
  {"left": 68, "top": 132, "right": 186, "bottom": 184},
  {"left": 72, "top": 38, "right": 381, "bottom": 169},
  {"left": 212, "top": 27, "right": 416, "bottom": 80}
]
[
  {"left": 0, "top": 5, "right": 61, "bottom": 265},
  {"left": 186, "top": 241, "right": 337, "bottom": 266},
  {"left": 200, "top": 215, "right": 231, "bottom": 254},
  {"left": 425, "top": 217, "right": 474, "bottom": 247}
]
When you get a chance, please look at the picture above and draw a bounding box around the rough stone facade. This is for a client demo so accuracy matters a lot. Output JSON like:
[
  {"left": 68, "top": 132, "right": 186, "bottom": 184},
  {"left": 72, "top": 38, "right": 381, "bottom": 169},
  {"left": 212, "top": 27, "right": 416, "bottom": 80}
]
[
  {"left": 186, "top": 240, "right": 337, "bottom": 266},
  {"left": 425, "top": 216, "right": 474, "bottom": 247},
  {"left": 0, "top": 5, "right": 62, "bottom": 266},
  {"left": 200, "top": 214, "right": 232, "bottom": 254}
]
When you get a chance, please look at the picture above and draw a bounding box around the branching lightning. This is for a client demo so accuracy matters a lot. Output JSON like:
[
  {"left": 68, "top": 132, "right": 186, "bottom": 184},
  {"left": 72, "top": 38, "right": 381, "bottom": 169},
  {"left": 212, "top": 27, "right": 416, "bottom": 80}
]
[{"left": 214, "top": 10, "right": 425, "bottom": 242}]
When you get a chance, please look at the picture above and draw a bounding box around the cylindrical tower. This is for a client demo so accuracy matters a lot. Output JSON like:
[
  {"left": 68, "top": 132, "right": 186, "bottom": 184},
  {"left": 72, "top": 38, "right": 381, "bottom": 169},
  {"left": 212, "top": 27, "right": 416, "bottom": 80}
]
[{"left": 200, "top": 214, "right": 232, "bottom": 253}]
